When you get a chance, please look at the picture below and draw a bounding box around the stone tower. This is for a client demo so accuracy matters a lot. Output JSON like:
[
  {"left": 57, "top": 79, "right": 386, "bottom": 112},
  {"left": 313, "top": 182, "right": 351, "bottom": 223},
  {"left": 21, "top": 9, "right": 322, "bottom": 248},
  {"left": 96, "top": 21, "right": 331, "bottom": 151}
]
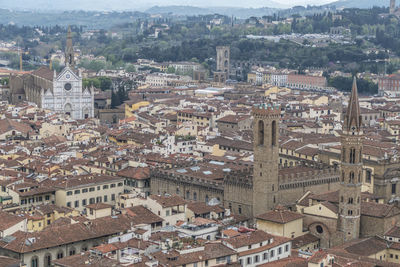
[
  {"left": 252, "top": 103, "right": 280, "bottom": 217},
  {"left": 338, "top": 77, "right": 363, "bottom": 243},
  {"left": 390, "top": 0, "right": 396, "bottom": 14},
  {"left": 216, "top": 46, "right": 230, "bottom": 78},
  {"left": 65, "top": 26, "right": 75, "bottom": 68}
]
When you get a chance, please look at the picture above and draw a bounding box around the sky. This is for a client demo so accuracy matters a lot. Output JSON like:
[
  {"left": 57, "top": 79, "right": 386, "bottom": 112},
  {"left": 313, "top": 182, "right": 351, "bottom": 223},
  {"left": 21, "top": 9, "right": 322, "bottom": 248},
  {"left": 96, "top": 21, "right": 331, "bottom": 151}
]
[{"left": 1, "top": 0, "right": 339, "bottom": 11}]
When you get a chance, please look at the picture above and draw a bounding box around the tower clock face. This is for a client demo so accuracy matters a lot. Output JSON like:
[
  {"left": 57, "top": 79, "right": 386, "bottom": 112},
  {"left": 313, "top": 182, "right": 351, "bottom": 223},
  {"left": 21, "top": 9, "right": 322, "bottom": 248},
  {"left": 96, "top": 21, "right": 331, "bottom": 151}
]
[{"left": 64, "top": 83, "right": 72, "bottom": 91}]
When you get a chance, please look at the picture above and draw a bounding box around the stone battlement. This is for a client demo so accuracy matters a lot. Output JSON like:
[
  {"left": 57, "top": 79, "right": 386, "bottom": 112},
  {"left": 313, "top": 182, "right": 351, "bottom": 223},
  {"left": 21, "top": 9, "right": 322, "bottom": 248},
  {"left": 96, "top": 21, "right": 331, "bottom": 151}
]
[
  {"left": 151, "top": 169, "right": 223, "bottom": 190},
  {"left": 252, "top": 103, "right": 280, "bottom": 116},
  {"left": 279, "top": 166, "right": 339, "bottom": 190},
  {"left": 224, "top": 167, "right": 254, "bottom": 188}
]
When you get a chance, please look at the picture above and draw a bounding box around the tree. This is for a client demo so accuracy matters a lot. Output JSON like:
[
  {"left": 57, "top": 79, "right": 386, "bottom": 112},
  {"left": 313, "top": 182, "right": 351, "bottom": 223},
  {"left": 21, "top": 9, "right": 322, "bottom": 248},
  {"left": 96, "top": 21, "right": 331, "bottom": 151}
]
[
  {"left": 125, "top": 64, "right": 136, "bottom": 73},
  {"left": 167, "top": 66, "right": 175, "bottom": 74},
  {"left": 98, "top": 77, "right": 112, "bottom": 91},
  {"left": 111, "top": 91, "right": 120, "bottom": 108}
]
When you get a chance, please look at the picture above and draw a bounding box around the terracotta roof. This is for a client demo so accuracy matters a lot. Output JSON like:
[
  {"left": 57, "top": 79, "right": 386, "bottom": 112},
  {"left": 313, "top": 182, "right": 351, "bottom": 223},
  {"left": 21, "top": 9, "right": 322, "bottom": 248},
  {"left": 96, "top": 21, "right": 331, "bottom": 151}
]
[
  {"left": 258, "top": 256, "right": 307, "bottom": 267},
  {"left": 187, "top": 202, "right": 225, "bottom": 215},
  {"left": 0, "top": 215, "right": 132, "bottom": 253},
  {"left": 85, "top": 202, "right": 113, "bottom": 210},
  {"left": 0, "top": 211, "right": 25, "bottom": 231},
  {"left": 117, "top": 167, "right": 150, "bottom": 180},
  {"left": 256, "top": 208, "right": 304, "bottom": 224},
  {"left": 292, "top": 233, "right": 319, "bottom": 249},
  {"left": 342, "top": 237, "right": 387, "bottom": 256},
  {"left": 152, "top": 242, "right": 237, "bottom": 267},
  {"left": 32, "top": 66, "right": 54, "bottom": 81},
  {"left": 223, "top": 230, "right": 274, "bottom": 249},
  {"left": 52, "top": 251, "right": 121, "bottom": 267},
  {"left": 311, "top": 190, "right": 339, "bottom": 204},
  {"left": 321, "top": 201, "right": 338, "bottom": 214},
  {"left": 361, "top": 202, "right": 399, "bottom": 218},
  {"left": 385, "top": 226, "right": 400, "bottom": 238},
  {"left": 124, "top": 205, "right": 163, "bottom": 225},
  {"left": 0, "top": 256, "right": 22, "bottom": 267},
  {"left": 237, "top": 235, "right": 291, "bottom": 257},
  {"left": 150, "top": 195, "right": 186, "bottom": 208},
  {"left": 0, "top": 118, "right": 32, "bottom": 136},
  {"left": 216, "top": 115, "right": 250, "bottom": 124},
  {"left": 222, "top": 229, "right": 240, "bottom": 238}
]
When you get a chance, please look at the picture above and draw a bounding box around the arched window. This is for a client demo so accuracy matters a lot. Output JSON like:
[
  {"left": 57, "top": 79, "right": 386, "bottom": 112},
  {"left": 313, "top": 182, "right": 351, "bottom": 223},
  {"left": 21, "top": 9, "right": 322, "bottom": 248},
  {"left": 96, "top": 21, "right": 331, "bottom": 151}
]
[
  {"left": 348, "top": 210, "right": 353, "bottom": 215},
  {"left": 271, "top": 120, "right": 277, "bottom": 146},
  {"left": 349, "top": 148, "right": 356, "bottom": 164},
  {"left": 64, "top": 103, "right": 72, "bottom": 116},
  {"left": 224, "top": 50, "right": 228, "bottom": 58},
  {"left": 57, "top": 251, "right": 63, "bottom": 259},
  {"left": 69, "top": 247, "right": 76, "bottom": 256},
  {"left": 348, "top": 198, "right": 353, "bottom": 204},
  {"left": 366, "top": 169, "right": 372, "bottom": 183},
  {"left": 193, "top": 192, "right": 197, "bottom": 201},
  {"left": 342, "top": 148, "right": 346, "bottom": 161},
  {"left": 205, "top": 195, "right": 209, "bottom": 203},
  {"left": 224, "top": 60, "right": 228, "bottom": 68},
  {"left": 176, "top": 187, "right": 180, "bottom": 195},
  {"left": 31, "top": 256, "right": 39, "bottom": 267},
  {"left": 341, "top": 171, "right": 345, "bottom": 182},
  {"left": 44, "top": 253, "right": 51, "bottom": 267},
  {"left": 186, "top": 191, "right": 190, "bottom": 200},
  {"left": 258, "top": 120, "right": 264, "bottom": 145},
  {"left": 349, "top": 172, "right": 355, "bottom": 183}
]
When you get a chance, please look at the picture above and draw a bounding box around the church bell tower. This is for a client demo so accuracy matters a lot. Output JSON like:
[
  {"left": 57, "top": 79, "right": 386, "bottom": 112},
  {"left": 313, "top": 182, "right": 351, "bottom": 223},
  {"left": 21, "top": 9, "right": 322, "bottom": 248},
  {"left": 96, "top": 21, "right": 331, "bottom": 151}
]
[
  {"left": 65, "top": 26, "right": 75, "bottom": 68},
  {"left": 252, "top": 103, "right": 280, "bottom": 217},
  {"left": 338, "top": 77, "right": 363, "bottom": 242}
]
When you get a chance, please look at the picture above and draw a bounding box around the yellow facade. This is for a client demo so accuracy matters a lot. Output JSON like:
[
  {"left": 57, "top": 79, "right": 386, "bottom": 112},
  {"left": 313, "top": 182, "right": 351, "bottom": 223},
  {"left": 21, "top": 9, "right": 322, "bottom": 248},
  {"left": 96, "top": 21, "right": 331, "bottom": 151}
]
[
  {"left": 125, "top": 101, "right": 150, "bottom": 118},
  {"left": 264, "top": 86, "right": 291, "bottom": 96},
  {"left": 256, "top": 218, "right": 303, "bottom": 238},
  {"left": 26, "top": 209, "right": 79, "bottom": 232}
]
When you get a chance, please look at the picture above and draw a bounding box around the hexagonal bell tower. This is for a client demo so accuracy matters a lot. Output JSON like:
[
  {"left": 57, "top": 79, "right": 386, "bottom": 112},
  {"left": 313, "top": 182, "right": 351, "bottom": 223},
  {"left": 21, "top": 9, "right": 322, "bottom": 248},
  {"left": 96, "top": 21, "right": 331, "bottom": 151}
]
[
  {"left": 252, "top": 103, "right": 280, "bottom": 218},
  {"left": 338, "top": 77, "right": 363, "bottom": 243}
]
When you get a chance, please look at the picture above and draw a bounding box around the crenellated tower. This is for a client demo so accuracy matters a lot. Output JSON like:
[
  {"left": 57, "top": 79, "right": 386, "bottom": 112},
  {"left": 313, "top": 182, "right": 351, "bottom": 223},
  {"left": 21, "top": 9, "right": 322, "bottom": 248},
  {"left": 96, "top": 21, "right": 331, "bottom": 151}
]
[
  {"left": 252, "top": 103, "right": 280, "bottom": 217},
  {"left": 338, "top": 77, "right": 363, "bottom": 242}
]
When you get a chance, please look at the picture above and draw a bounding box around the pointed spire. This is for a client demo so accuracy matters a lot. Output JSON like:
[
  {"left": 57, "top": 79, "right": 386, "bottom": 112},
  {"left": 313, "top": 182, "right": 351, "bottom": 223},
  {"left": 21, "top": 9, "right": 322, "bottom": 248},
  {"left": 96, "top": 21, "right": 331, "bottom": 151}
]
[{"left": 344, "top": 76, "right": 362, "bottom": 132}]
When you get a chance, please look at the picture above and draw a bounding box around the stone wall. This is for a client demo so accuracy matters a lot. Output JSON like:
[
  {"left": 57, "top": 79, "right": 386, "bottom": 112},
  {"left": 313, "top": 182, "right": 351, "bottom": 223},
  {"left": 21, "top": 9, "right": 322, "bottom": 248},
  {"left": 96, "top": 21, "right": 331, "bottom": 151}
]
[{"left": 150, "top": 171, "right": 224, "bottom": 204}]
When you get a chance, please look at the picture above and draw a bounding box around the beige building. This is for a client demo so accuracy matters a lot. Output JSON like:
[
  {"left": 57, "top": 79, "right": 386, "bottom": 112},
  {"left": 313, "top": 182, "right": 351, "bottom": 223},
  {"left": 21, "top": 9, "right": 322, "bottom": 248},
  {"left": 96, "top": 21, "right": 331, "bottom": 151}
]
[
  {"left": 85, "top": 203, "right": 113, "bottom": 220},
  {"left": 54, "top": 174, "right": 125, "bottom": 212},
  {"left": 0, "top": 215, "right": 133, "bottom": 267},
  {"left": 256, "top": 207, "right": 305, "bottom": 238},
  {"left": 118, "top": 194, "right": 186, "bottom": 227},
  {"left": 0, "top": 211, "right": 27, "bottom": 238}
]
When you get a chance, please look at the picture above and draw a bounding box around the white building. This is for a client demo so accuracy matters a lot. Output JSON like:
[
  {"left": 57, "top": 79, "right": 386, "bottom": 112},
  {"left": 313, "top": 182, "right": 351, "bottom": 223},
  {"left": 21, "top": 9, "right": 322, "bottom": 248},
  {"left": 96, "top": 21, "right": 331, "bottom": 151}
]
[
  {"left": 41, "top": 66, "right": 94, "bottom": 120},
  {"left": 222, "top": 230, "right": 291, "bottom": 267}
]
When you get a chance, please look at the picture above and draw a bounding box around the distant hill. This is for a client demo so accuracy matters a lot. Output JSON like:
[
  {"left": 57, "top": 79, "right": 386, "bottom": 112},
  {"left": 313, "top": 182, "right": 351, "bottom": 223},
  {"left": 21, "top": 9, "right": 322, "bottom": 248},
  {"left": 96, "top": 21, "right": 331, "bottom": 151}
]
[
  {"left": 145, "top": 5, "right": 279, "bottom": 18},
  {"left": 325, "top": 0, "right": 390, "bottom": 9},
  {"left": 0, "top": 9, "right": 148, "bottom": 28}
]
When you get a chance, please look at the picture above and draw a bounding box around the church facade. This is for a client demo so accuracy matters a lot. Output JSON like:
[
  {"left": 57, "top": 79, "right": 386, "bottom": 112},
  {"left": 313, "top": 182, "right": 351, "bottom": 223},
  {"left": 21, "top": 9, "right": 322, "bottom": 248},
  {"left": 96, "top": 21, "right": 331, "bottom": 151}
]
[{"left": 10, "top": 27, "right": 94, "bottom": 120}]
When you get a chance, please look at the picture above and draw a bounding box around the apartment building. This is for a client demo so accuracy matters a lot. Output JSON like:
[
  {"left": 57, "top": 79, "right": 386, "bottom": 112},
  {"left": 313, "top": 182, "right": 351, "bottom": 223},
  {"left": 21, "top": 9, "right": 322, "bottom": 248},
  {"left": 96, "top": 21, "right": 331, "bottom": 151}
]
[{"left": 54, "top": 174, "right": 125, "bottom": 212}]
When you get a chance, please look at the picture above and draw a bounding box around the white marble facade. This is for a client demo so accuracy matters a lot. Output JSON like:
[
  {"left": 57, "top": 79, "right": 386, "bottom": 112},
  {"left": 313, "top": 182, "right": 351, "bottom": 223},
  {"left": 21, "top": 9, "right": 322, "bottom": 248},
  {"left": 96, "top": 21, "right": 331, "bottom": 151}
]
[{"left": 41, "top": 66, "right": 94, "bottom": 120}]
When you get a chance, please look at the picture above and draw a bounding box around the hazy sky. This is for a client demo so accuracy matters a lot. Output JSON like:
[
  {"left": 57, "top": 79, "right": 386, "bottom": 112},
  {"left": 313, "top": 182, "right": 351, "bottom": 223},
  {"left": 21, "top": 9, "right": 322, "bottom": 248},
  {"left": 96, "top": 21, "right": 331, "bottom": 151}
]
[{"left": 2, "top": 0, "right": 339, "bottom": 10}]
